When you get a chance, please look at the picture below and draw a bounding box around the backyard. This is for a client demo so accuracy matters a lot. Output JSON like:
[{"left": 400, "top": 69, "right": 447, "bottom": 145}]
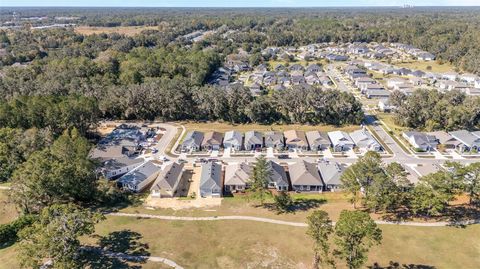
[{"left": 180, "top": 122, "right": 360, "bottom": 135}]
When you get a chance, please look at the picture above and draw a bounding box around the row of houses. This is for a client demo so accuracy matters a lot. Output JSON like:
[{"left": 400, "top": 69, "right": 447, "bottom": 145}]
[
  {"left": 180, "top": 129, "right": 382, "bottom": 153},
  {"left": 118, "top": 159, "right": 348, "bottom": 198},
  {"left": 403, "top": 130, "right": 480, "bottom": 153},
  {"left": 148, "top": 160, "right": 348, "bottom": 199},
  {"left": 344, "top": 65, "right": 391, "bottom": 99}
]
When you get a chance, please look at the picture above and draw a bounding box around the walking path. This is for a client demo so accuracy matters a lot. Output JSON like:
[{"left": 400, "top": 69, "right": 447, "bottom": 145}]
[
  {"left": 0, "top": 186, "right": 11, "bottom": 190},
  {"left": 108, "top": 212, "right": 480, "bottom": 227}
]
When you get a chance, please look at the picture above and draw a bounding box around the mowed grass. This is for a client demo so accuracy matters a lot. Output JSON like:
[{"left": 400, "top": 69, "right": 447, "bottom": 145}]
[
  {"left": 81, "top": 217, "right": 480, "bottom": 269},
  {"left": 181, "top": 121, "right": 360, "bottom": 134},
  {"left": 396, "top": 61, "right": 456, "bottom": 73},
  {"left": 0, "top": 190, "right": 17, "bottom": 225},
  {"left": 74, "top": 25, "right": 159, "bottom": 36},
  {"left": 1, "top": 210, "right": 479, "bottom": 268}
]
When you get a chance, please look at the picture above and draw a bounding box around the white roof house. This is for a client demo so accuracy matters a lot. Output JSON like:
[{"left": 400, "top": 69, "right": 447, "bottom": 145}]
[
  {"left": 449, "top": 130, "right": 480, "bottom": 152},
  {"left": 349, "top": 129, "right": 382, "bottom": 152},
  {"left": 327, "top": 131, "right": 355, "bottom": 152},
  {"left": 223, "top": 131, "right": 243, "bottom": 151},
  {"left": 118, "top": 160, "right": 162, "bottom": 192},
  {"left": 402, "top": 131, "right": 438, "bottom": 152}
]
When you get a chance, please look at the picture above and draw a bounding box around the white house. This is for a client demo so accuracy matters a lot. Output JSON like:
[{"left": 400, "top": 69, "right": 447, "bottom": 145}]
[
  {"left": 327, "top": 131, "right": 355, "bottom": 152},
  {"left": 349, "top": 129, "right": 382, "bottom": 152}
]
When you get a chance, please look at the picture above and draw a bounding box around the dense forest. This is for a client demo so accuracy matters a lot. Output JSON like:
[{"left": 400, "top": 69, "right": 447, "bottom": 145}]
[{"left": 1, "top": 7, "right": 480, "bottom": 125}]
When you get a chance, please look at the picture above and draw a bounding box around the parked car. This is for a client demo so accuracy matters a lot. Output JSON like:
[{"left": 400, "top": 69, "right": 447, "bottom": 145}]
[{"left": 278, "top": 154, "right": 289, "bottom": 159}]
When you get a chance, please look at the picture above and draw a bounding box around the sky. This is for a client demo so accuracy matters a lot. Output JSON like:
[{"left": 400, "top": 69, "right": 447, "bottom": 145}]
[{"left": 1, "top": 0, "right": 479, "bottom": 7}]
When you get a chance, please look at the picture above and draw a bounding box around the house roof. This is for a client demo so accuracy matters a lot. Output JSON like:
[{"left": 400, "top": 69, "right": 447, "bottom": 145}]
[
  {"left": 305, "top": 131, "right": 331, "bottom": 147},
  {"left": 118, "top": 160, "right": 161, "bottom": 187},
  {"left": 426, "top": 131, "right": 460, "bottom": 146},
  {"left": 317, "top": 161, "right": 345, "bottom": 186},
  {"left": 150, "top": 162, "right": 184, "bottom": 192},
  {"left": 224, "top": 162, "right": 252, "bottom": 186},
  {"left": 103, "top": 157, "right": 144, "bottom": 171},
  {"left": 202, "top": 131, "right": 223, "bottom": 146},
  {"left": 224, "top": 131, "right": 243, "bottom": 146},
  {"left": 284, "top": 130, "right": 308, "bottom": 146},
  {"left": 200, "top": 162, "right": 222, "bottom": 191},
  {"left": 349, "top": 129, "right": 380, "bottom": 148},
  {"left": 264, "top": 131, "right": 284, "bottom": 145},
  {"left": 244, "top": 131, "right": 263, "bottom": 145},
  {"left": 327, "top": 131, "right": 354, "bottom": 146},
  {"left": 182, "top": 131, "right": 204, "bottom": 148},
  {"left": 449, "top": 130, "right": 480, "bottom": 147},
  {"left": 404, "top": 131, "right": 438, "bottom": 148},
  {"left": 289, "top": 160, "right": 323, "bottom": 186},
  {"left": 266, "top": 161, "right": 289, "bottom": 187}
]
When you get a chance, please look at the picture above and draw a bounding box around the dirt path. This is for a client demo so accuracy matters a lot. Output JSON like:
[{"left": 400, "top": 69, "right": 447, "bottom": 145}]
[{"left": 108, "top": 212, "right": 480, "bottom": 227}]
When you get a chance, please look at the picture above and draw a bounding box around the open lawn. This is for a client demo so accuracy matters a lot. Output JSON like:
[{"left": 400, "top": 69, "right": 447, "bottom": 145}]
[
  {"left": 0, "top": 190, "right": 17, "bottom": 225},
  {"left": 74, "top": 26, "right": 159, "bottom": 36},
  {"left": 2, "top": 218, "right": 478, "bottom": 269},
  {"left": 181, "top": 121, "right": 360, "bottom": 135},
  {"left": 396, "top": 61, "right": 456, "bottom": 73}
]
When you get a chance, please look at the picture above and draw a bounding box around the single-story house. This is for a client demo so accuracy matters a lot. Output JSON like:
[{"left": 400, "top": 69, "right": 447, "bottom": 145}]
[
  {"left": 349, "top": 129, "right": 382, "bottom": 152},
  {"left": 223, "top": 131, "right": 243, "bottom": 151},
  {"left": 181, "top": 131, "right": 204, "bottom": 152},
  {"left": 199, "top": 162, "right": 223, "bottom": 198},
  {"left": 202, "top": 131, "right": 223, "bottom": 151},
  {"left": 365, "top": 89, "right": 390, "bottom": 99},
  {"left": 427, "top": 131, "right": 461, "bottom": 150},
  {"left": 150, "top": 162, "right": 185, "bottom": 198},
  {"left": 318, "top": 161, "right": 345, "bottom": 191},
  {"left": 266, "top": 161, "right": 289, "bottom": 191},
  {"left": 224, "top": 162, "right": 252, "bottom": 192},
  {"left": 328, "top": 131, "right": 355, "bottom": 152},
  {"left": 450, "top": 130, "right": 480, "bottom": 152},
  {"left": 102, "top": 157, "right": 145, "bottom": 179},
  {"left": 306, "top": 63, "right": 321, "bottom": 73},
  {"left": 244, "top": 131, "right": 263, "bottom": 150},
  {"left": 402, "top": 131, "right": 439, "bottom": 152},
  {"left": 289, "top": 161, "right": 323, "bottom": 192},
  {"left": 284, "top": 130, "right": 309, "bottom": 151},
  {"left": 264, "top": 131, "right": 285, "bottom": 149},
  {"left": 305, "top": 131, "right": 331, "bottom": 151},
  {"left": 118, "top": 160, "right": 162, "bottom": 192}
]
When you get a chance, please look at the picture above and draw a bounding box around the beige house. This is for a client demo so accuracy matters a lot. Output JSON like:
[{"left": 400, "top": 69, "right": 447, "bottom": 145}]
[
  {"left": 284, "top": 130, "right": 309, "bottom": 151},
  {"left": 150, "top": 162, "right": 185, "bottom": 198}
]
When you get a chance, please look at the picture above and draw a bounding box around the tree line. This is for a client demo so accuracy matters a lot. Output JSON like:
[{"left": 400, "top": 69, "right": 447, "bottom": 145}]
[
  {"left": 341, "top": 152, "right": 480, "bottom": 217},
  {"left": 391, "top": 89, "right": 480, "bottom": 131}
]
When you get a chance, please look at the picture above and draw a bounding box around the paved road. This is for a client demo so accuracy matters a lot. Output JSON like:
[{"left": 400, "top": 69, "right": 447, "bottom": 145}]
[{"left": 109, "top": 212, "right": 480, "bottom": 227}]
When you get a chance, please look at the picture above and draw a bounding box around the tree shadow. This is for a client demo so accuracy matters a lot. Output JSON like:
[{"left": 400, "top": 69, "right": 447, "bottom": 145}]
[
  {"left": 381, "top": 205, "right": 480, "bottom": 228},
  {"left": 261, "top": 198, "right": 326, "bottom": 214},
  {"left": 98, "top": 230, "right": 150, "bottom": 257},
  {"left": 79, "top": 230, "right": 150, "bottom": 269},
  {"left": 369, "top": 261, "right": 436, "bottom": 269}
]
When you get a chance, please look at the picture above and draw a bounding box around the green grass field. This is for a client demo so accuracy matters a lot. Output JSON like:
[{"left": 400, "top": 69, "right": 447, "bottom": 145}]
[
  {"left": 2, "top": 217, "right": 479, "bottom": 269},
  {"left": 396, "top": 61, "right": 456, "bottom": 73},
  {"left": 181, "top": 121, "right": 360, "bottom": 134}
]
